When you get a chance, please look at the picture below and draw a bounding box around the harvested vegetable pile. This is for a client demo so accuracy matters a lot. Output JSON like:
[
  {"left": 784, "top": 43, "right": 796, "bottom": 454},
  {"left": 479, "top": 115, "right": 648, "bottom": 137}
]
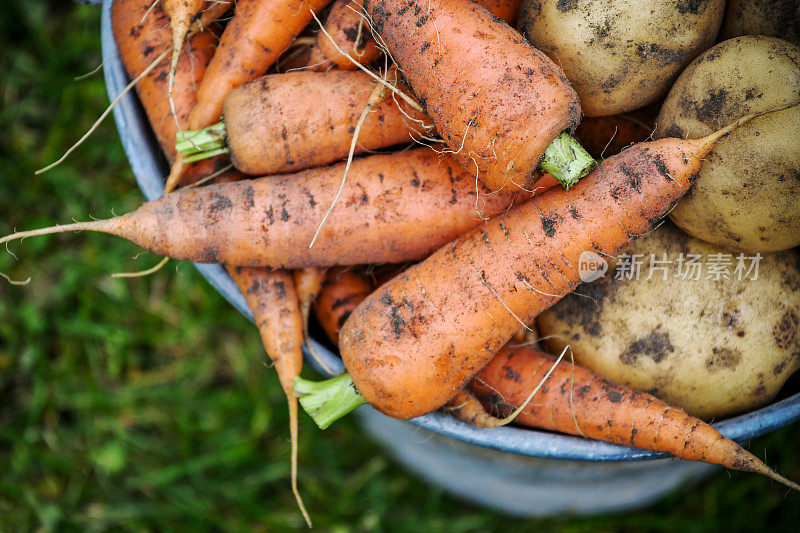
[{"left": 4, "top": 0, "right": 799, "bottom": 524}]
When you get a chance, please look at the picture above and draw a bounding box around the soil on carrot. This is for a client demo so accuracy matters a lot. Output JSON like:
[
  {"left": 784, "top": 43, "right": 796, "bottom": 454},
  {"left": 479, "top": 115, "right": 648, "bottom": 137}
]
[{"left": 0, "top": 1, "right": 797, "bottom": 530}]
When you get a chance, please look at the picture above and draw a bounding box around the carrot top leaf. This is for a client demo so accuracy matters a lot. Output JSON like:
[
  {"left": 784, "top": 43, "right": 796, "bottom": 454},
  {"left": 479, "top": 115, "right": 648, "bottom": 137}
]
[
  {"left": 539, "top": 132, "right": 596, "bottom": 190},
  {"left": 294, "top": 373, "right": 366, "bottom": 429}
]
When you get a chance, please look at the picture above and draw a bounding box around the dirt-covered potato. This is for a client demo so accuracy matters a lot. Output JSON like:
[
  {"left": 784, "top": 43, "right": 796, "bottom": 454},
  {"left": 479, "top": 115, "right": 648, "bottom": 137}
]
[
  {"left": 720, "top": 0, "right": 800, "bottom": 45},
  {"left": 537, "top": 224, "right": 800, "bottom": 419},
  {"left": 518, "top": 0, "right": 724, "bottom": 116},
  {"left": 655, "top": 36, "right": 800, "bottom": 253}
]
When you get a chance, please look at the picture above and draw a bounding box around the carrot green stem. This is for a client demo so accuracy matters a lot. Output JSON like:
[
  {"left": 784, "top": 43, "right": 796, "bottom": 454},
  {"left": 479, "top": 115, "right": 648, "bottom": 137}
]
[
  {"left": 540, "top": 132, "right": 596, "bottom": 190},
  {"left": 175, "top": 121, "right": 230, "bottom": 163},
  {"left": 294, "top": 373, "right": 366, "bottom": 429}
]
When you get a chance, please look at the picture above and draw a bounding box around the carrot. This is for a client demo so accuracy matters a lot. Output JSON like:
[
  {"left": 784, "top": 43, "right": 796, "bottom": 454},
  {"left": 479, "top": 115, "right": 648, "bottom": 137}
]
[
  {"left": 0, "top": 148, "right": 540, "bottom": 268},
  {"left": 307, "top": 0, "right": 523, "bottom": 71},
  {"left": 314, "top": 268, "right": 373, "bottom": 344},
  {"left": 177, "top": 70, "right": 432, "bottom": 175},
  {"left": 294, "top": 267, "right": 327, "bottom": 343},
  {"left": 575, "top": 103, "right": 660, "bottom": 159},
  {"left": 361, "top": 0, "right": 585, "bottom": 190},
  {"left": 111, "top": 0, "right": 240, "bottom": 187},
  {"left": 188, "top": 0, "right": 334, "bottom": 129},
  {"left": 465, "top": 345, "right": 800, "bottom": 491},
  {"left": 307, "top": 1, "right": 381, "bottom": 70},
  {"left": 226, "top": 266, "right": 313, "bottom": 527},
  {"left": 292, "top": 118, "right": 759, "bottom": 427}
]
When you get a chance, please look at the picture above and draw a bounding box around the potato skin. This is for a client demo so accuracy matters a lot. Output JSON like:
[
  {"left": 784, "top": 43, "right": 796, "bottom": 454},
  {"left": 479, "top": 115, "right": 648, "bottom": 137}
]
[
  {"left": 655, "top": 36, "right": 800, "bottom": 253},
  {"left": 720, "top": 0, "right": 800, "bottom": 45},
  {"left": 537, "top": 224, "right": 800, "bottom": 420},
  {"left": 518, "top": 0, "right": 724, "bottom": 116}
]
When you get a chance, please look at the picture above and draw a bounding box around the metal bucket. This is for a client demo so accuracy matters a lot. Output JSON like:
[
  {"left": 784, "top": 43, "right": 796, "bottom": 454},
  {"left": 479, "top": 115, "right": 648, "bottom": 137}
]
[{"left": 99, "top": 0, "right": 800, "bottom": 515}]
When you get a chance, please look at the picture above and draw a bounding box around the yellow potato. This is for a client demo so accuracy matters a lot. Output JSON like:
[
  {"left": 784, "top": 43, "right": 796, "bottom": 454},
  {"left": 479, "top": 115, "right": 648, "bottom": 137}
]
[
  {"left": 655, "top": 36, "right": 800, "bottom": 253},
  {"left": 518, "top": 0, "right": 724, "bottom": 116},
  {"left": 720, "top": 0, "right": 800, "bottom": 45},
  {"left": 537, "top": 224, "right": 800, "bottom": 420}
]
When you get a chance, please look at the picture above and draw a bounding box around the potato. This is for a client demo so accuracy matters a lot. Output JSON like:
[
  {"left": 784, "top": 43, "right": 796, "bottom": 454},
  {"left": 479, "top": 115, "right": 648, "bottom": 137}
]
[
  {"left": 655, "top": 36, "right": 800, "bottom": 253},
  {"left": 518, "top": 0, "right": 724, "bottom": 116},
  {"left": 537, "top": 224, "right": 800, "bottom": 419},
  {"left": 720, "top": 0, "right": 800, "bottom": 45}
]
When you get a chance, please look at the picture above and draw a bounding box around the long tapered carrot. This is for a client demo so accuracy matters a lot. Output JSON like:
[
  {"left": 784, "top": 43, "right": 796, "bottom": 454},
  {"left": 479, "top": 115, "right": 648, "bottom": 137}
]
[
  {"left": 177, "top": 70, "right": 432, "bottom": 175},
  {"left": 314, "top": 268, "right": 373, "bottom": 344},
  {"left": 466, "top": 345, "right": 800, "bottom": 491},
  {"left": 188, "top": 0, "right": 334, "bottom": 129},
  {"left": 361, "top": 0, "right": 583, "bottom": 190},
  {"left": 112, "top": 0, "right": 241, "bottom": 186},
  {"left": 226, "top": 266, "right": 313, "bottom": 527},
  {"left": 308, "top": 0, "right": 523, "bottom": 71},
  {"left": 0, "top": 148, "right": 543, "bottom": 268},
  {"left": 330, "top": 125, "right": 745, "bottom": 421}
]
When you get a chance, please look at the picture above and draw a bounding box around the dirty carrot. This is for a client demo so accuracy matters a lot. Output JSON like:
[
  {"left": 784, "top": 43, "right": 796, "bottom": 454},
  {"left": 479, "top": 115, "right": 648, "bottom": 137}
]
[
  {"left": 177, "top": 70, "right": 432, "bottom": 175},
  {"left": 226, "top": 266, "right": 313, "bottom": 527},
  {"left": 0, "top": 148, "right": 542, "bottom": 268},
  {"left": 308, "top": 0, "right": 524, "bottom": 71},
  {"left": 188, "top": 0, "right": 334, "bottom": 129},
  {"left": 466, "top": 345, "right": 800, "bottom": 491},
  {"left": 314, "top": 268, "right": 373, "bottom": 344},
  {"left": 295, "top": 119, "right": 755, "bottom": 424},
  {"left": 361, "top": 0, "right": 587, "bottom": 190}
]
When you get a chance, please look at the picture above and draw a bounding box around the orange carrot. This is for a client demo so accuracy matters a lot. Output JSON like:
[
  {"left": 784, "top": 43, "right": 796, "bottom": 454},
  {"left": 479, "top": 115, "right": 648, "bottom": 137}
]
[
  {"left": 0, "top": 148, "right": 538, "bottom": 268},
  {"left": 177, "top": 70, "right": 432, "bottom": 175},
  {"left": 294, "top": 267, "right": 327, "bottom": 341},
  {"left": 226, "top": 266, "right": 312, "bottom": 527},
  {"left": 331, "top": 126, "right": 742, "bottom": 421},
  {"left": 314, "top": 268, "right": 373, "bottom": 344},
  {"left": 361, "top": 0, "right": 584, "bottom": 190},
  {"left": 575, "top": 103, "right": 660, "bottom": 159},
  {"left": 188, "top": 0, "right": 334, "bottom": 129},
  {"left": 307, "top": 0, "right": 523, "bottom": 71},
  {"left": 112, "top": 0, "right": 240, "bottom": 187},
  {"left": 308, "top": 1, "right": 381, "bottom": 70},
  {"left": 466, "top": 345, "right": 800, "bottom": 490}
]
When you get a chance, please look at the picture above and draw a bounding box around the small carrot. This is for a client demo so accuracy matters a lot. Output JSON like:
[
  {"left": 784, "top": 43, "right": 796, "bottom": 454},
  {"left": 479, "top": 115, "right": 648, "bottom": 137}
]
[
  {"left": 307, "top": 1, "right": 381, "bottom": 70},
  {"left": 466, "top": 345, "right": 800, "bottom": 491},
  {"left": 188, "top": 0, "right": 334, "bottom": 129},
  {"left": 314, "top": 268, "right": 373, "bottom": 344},
  {"left": 361, "top": 0, "right": 586, "bottom": 190},
  {"left": 296, "top": 114, "right": 767, "bottom": 425},
  {"left": 294, "top": 267, "right": 327, "bottom": 343},
  {"left": 176, "top": 70, "right": 432, "bottom": 176},
  {"left": 0, "top": 148, "right": 538, "bottom": 269},
  {"left": 226, "top": 266, "right": 313, "bottom": 527}
]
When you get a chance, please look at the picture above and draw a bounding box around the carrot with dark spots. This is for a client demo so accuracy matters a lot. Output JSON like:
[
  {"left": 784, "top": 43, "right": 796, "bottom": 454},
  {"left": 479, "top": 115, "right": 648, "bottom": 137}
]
[
  {"left": 177, "top": 70, "right": 432, "bottom": 176},
  {"left": 226, "top": 266, "right": 313, "bottom": 527},
  {"left": 467, "top": 345, "right": 800, "bottom": 491},
  {"left": 1, "top": 149, "right": 533, "bottom": 269},
  {"left": 314, "top": 268, "right": 373, "bottom": 344},
  {"left": 362, "top": 0, "right": 590, "bottom": 190}
]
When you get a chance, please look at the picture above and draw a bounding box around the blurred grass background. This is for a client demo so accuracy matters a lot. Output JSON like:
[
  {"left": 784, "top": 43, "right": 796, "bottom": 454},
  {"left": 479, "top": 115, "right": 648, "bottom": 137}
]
[{"left": 0, "top": 1, "right": 798, "bottom": 531}]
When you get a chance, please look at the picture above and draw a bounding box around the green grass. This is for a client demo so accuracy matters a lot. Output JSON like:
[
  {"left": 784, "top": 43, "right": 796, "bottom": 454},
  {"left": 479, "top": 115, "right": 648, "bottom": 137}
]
[{"left": 0, "top": 1, "right": 798, "bottom": 531}]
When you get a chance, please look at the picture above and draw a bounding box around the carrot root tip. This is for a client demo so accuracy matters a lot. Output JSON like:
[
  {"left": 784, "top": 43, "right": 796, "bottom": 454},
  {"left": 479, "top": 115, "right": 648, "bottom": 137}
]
[
  {"left": 294, "top": 373, "right": 366, "bottom": 429},
  {"left": 539, "top": 133, "right": 597, "bottom": 191}
]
